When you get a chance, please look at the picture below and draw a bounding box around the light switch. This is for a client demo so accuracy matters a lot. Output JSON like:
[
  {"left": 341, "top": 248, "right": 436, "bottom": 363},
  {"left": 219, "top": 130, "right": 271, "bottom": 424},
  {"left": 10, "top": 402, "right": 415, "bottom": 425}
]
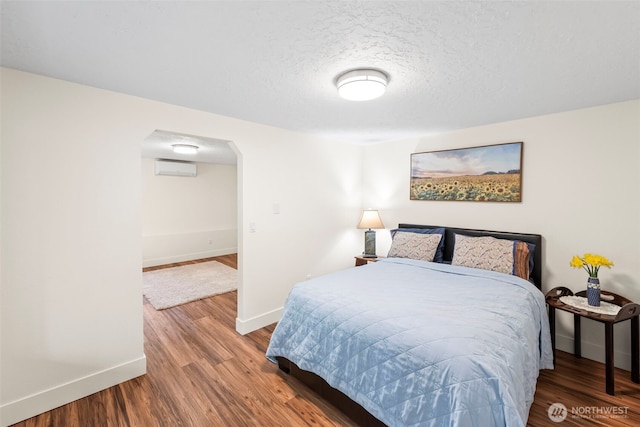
[{"left": 249, "top": 222, "right": 256, "bottom": 233}]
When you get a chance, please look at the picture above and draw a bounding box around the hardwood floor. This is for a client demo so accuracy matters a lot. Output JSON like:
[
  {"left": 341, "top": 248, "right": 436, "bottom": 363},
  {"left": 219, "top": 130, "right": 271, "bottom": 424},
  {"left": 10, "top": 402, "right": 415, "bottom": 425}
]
[
  {"left": 11, "top": 255, "right": 640, "bottom": 426},
  {"left": 141, "top": 254, "right": 239, "bottom": 272}
]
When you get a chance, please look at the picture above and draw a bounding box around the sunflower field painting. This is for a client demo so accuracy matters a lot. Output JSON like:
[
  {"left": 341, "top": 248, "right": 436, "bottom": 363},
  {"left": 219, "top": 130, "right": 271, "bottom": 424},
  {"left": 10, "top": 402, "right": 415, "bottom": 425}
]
[{"left": 410, "top": 142, "right": 523, "bottom": 202}]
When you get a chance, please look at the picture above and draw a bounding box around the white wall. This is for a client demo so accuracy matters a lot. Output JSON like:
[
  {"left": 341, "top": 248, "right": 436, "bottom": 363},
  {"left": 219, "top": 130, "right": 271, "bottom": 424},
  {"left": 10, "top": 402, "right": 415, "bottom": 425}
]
[
  {"left": 233, "top": 125, "right": 363, "bottom": 332},
  {"left": 363, "top": 100, "right": 640, "bottom": 369},
  {"left": 141, "top": 159, "right": 237, "bottom": 267},
  {"left": 1, "top": 69, "right": 147, "bottom": 426},
  {"left": 0, "top": 68, "right": 363, "bottom": 426}
]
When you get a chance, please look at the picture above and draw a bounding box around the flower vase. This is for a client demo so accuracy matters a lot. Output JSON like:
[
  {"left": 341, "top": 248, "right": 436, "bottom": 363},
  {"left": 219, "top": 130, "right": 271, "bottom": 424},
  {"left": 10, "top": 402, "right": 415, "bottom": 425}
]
[{"left": 587, "top": 277, "right": 600, "bottom": 307}]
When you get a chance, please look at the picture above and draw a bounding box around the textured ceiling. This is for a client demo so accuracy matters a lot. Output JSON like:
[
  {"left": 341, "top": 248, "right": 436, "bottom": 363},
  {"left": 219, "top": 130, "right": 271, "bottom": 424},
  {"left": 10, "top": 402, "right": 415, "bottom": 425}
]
[{"left": 2, "top": 1, "right": 639, "bottom": 154}]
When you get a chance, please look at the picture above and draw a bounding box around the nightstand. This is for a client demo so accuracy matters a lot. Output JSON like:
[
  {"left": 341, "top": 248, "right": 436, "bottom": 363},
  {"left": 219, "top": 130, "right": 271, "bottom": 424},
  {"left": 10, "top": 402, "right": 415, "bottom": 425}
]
[
  {"left": 354, "top": 256, "right": 384, "bottom": 267},
  {"left": 545, "top": 287, "right": 640, "bottom": 395}
]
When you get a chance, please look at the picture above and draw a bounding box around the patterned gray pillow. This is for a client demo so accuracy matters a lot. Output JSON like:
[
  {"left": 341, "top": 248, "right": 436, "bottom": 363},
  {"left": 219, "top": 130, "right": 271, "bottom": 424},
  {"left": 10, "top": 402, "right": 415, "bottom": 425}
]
[
  {"left": 451, "top": 234, "right": 513, "bottom": 275},
  {"left": 387, "top": 232, "right": 442, "bottom": 262}
]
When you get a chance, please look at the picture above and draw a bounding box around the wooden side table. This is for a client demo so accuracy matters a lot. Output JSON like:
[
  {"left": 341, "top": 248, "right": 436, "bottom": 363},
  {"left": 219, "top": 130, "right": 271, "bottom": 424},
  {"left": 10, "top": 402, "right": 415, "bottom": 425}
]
[
  {"left": 545, "top": 287, "right": 640, "bottom": 395},
  {"left": 354, "top": 256, "right": 383, "bottom": 266}
]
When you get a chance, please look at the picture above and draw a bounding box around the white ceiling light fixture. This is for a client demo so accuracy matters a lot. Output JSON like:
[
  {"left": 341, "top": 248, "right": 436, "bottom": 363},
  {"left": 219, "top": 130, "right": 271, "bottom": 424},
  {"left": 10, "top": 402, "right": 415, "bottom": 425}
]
[
  {"left": 172, "top": 143, "right": 199, "bottom": 154},
  {"left": 336, "top": 69, "right": 388, "bottom": 101}
]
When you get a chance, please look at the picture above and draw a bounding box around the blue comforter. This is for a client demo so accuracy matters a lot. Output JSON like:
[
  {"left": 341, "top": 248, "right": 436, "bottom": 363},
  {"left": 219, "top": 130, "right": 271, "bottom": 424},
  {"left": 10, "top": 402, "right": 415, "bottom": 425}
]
[{"left": 266, "top": 258, "right": 554, "bottom": 427}]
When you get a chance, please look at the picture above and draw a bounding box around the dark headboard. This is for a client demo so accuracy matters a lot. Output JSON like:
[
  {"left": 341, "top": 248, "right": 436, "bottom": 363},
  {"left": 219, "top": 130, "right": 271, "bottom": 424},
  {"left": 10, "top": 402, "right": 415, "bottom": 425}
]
[{"left": 398, "top": 224, "right": 543, "bottom": 290}]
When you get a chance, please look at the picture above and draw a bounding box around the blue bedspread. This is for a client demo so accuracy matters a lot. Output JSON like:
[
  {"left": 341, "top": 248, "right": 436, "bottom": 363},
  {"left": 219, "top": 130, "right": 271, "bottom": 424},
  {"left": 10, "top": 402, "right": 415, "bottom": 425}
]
[{"left": 266, "top": 258, "right": 554, "bottom": 427}]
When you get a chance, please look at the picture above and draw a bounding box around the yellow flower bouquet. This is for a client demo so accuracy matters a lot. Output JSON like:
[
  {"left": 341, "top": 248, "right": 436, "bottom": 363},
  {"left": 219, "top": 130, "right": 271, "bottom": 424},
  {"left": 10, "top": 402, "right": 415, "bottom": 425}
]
[{"left": 569, "top": 253, "right": 614, "bottom": 278}]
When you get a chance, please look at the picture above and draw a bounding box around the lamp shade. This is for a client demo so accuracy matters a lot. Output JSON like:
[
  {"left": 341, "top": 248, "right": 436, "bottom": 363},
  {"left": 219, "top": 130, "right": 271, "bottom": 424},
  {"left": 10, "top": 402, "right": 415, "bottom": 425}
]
[{"left": 357, "top": 209, "right": 384, "bottom": 230}]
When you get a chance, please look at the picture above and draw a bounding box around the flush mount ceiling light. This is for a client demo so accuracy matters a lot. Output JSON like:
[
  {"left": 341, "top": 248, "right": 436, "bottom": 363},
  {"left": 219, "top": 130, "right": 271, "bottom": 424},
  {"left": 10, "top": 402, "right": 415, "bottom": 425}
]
[
  {"left": 336, "top": 69, "right": 388, "bottom": 101},
  {"left": 172, "top": 143, "right": 199, "bottom": 154}
]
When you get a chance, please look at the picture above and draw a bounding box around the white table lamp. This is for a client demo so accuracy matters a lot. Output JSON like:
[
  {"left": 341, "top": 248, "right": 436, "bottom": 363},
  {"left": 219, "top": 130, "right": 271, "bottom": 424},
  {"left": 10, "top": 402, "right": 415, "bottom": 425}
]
[{"left": 357, "top": 209, "right": 385, "bottom": 258}]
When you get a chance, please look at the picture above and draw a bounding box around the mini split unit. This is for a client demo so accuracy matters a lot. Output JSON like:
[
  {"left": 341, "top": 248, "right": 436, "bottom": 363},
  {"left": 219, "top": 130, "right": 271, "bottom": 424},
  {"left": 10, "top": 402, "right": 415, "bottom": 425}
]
[{"left": 154, "top": 159, "right": 197, "bottom": 177}]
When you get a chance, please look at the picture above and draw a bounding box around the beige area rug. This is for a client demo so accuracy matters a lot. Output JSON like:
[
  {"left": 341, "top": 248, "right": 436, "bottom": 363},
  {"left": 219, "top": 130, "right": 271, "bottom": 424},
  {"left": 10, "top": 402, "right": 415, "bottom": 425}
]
[{"left": 143, "top": 261, "right": 237, "bottom": 310}]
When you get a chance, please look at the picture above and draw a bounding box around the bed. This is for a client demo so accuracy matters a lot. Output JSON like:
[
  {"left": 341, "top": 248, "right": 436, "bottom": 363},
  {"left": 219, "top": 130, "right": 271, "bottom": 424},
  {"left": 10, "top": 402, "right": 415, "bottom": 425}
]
[{"left": 266, "top": 224, "right": 553, "bottom": 427}]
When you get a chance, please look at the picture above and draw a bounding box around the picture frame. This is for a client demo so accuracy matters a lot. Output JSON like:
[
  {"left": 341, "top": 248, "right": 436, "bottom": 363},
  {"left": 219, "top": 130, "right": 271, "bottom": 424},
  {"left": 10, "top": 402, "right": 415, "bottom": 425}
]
[{"left": 410, "top": 142, "right": 523, "bottom": 202}]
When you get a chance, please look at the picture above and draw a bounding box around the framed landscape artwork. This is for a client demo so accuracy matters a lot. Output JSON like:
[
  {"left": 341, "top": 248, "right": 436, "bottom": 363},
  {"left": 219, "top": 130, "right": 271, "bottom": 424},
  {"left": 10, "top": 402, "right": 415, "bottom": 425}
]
[{"left": 410, "top": 142, "right": 523, "bottom": 202}]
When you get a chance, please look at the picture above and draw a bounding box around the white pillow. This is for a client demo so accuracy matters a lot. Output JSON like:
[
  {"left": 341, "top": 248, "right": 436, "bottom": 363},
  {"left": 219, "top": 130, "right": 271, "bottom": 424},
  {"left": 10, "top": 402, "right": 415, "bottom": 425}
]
[
  {"left": 451, "top": 234, "right": 513, "bottom": 275},
  {"left": 387, "top": 232, "right": 442, "bottom": 262}
]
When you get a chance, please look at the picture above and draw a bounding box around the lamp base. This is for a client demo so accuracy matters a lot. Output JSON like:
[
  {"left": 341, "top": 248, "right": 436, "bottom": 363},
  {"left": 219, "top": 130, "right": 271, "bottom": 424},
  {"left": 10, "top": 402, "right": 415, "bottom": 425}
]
[{"left": 363, "top": 229, "right": 377, "bottom": 258}]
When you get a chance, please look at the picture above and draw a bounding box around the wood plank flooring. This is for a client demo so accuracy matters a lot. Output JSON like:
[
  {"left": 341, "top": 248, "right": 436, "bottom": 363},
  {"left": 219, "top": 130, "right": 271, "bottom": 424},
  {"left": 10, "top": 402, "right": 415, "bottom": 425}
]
[{"left": 11, "top": 255, "right": 640, "bottom": 426}]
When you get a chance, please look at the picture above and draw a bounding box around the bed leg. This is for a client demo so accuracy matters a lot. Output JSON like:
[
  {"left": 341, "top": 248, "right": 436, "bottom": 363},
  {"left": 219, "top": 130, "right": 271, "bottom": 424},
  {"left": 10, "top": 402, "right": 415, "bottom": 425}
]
[{"left": 276, "top": 356, "right": 291, "bottom": 374}]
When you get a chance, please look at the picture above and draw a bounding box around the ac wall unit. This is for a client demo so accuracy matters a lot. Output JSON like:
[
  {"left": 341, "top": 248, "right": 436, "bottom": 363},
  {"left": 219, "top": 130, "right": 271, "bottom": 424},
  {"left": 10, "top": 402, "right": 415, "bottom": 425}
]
[{"left": 154, "top": 159, "right": 197, "bottom": 177}]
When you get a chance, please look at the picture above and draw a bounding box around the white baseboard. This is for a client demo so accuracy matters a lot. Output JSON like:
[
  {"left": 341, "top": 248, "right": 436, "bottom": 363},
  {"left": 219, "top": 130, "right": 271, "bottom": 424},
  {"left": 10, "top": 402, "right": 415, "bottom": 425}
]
[
  {"left": 0, "top": 356, "right": 147, "bottom": 427},
  {"left": 236, "top": 308, "right": 283, "bottom": 335},
  {"left": 555, "top": 333, "right": 632, "bottom": 371},
  {"left": 142, "top": 247, "right": 237, "bottom": 268}
]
